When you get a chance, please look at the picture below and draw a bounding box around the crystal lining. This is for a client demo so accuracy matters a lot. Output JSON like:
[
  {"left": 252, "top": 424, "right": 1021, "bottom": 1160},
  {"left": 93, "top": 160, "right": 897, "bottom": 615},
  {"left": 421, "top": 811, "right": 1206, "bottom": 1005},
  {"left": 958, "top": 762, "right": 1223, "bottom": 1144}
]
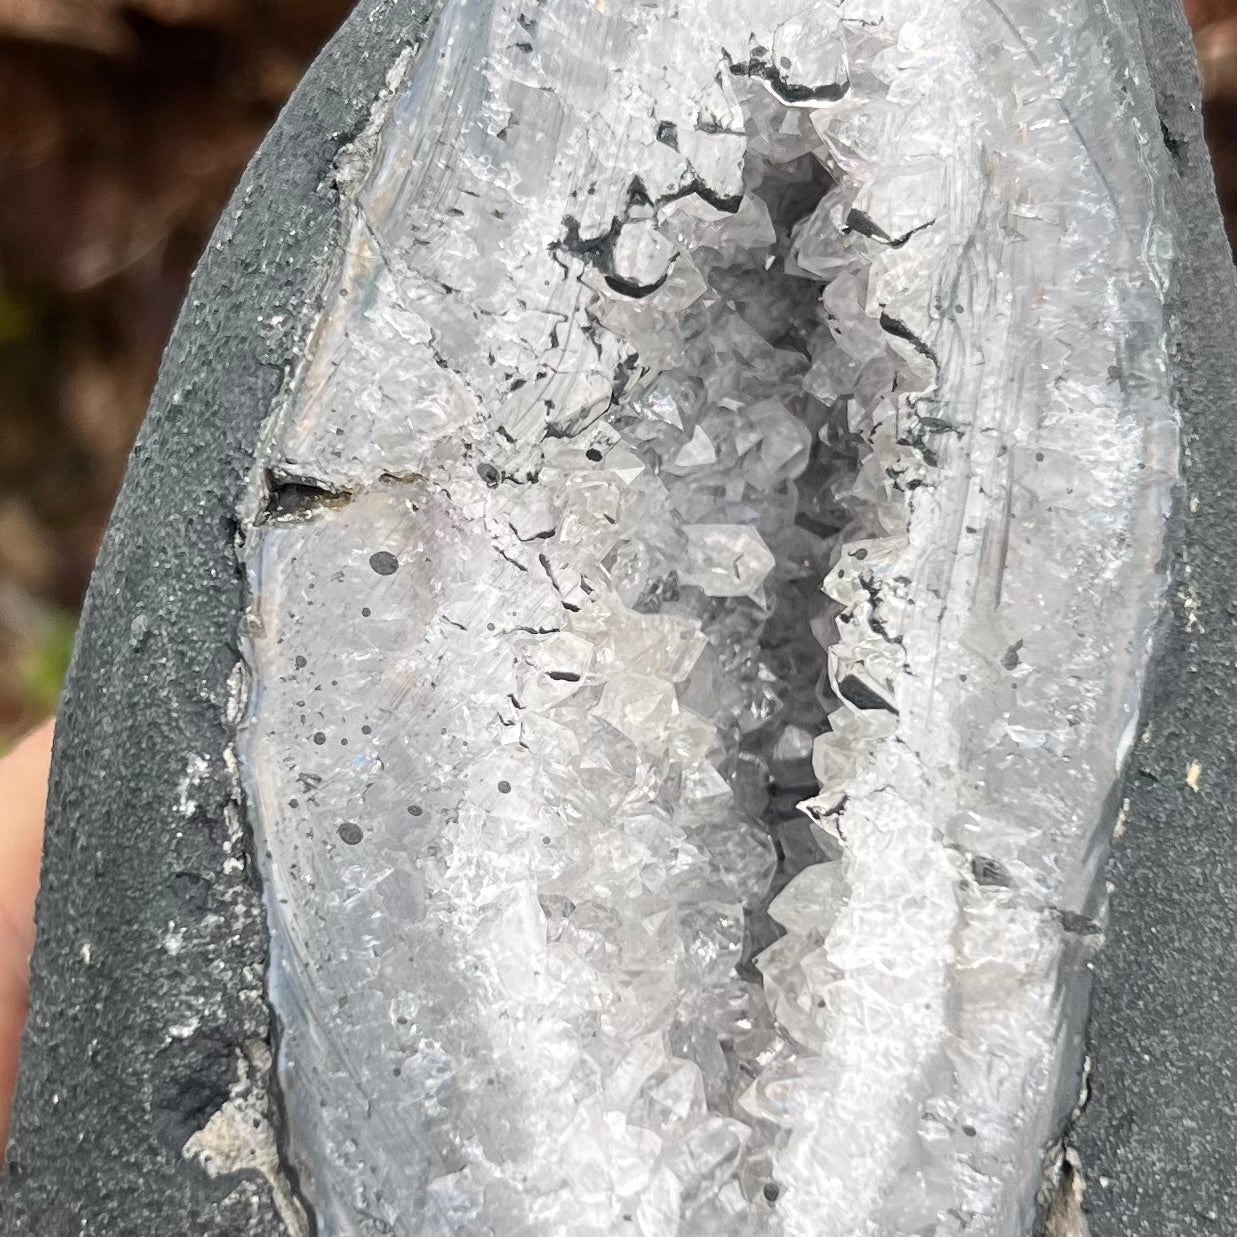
[{"left": 236, "top": 1, "right": 1177, "bottom": 1233}]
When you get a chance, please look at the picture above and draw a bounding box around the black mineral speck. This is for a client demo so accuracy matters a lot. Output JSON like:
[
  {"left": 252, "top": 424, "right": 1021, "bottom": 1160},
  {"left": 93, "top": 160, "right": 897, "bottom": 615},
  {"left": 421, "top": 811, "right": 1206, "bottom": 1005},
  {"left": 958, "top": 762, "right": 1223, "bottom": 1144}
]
[
  {"left": 361, "top": 607, "right": 372, "bottom": 617},
  {"left": 408, "top": 804, "right": 424, "bottom": 817},
  {"left": 294, "top": 655, "right": 307, "bottom": 669},
  {"left": 369, "top": 551, "right": 399, "bottom": 575},
  {"left": 498, "top": 780, "right": 512, "bottom": 794},
  {"left": 763, "top": 1183, "right": 781, "bottom": 1203},
  {"left": 361, "top": 724, "right": 372, "bottom": 735},
  {"left": 338, "top": 822, "right": 364, "bottom": 845},
  {"left": 477, "top": 461, "right": 501, "bottom": 487},
  {"left": 312, "top": 732, "right": 326, "bottom": 746}
]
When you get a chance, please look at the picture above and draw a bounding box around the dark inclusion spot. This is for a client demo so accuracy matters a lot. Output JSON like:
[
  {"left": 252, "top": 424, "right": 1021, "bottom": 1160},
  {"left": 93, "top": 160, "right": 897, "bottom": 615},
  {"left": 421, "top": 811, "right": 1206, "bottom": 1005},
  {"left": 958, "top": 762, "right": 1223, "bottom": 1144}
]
[
  {"left": 763, "top": 1183, "right": 781, "bottom": 1203},
  {"left": 843, "top": 208, "right": 935, "bottom": 250},
  {"left": 1056, "top": 908, "right": 1103, "bottom": 937},
  {"left": 603, "top": 270, "right": 670, "bottom": 300},
  {"left": 728, "top": 53, "right": 849, "bottom": 105},
  {"left": 369, "top": 551, "right": 400, "bottom": 575},
  {"left": 294, "top": 655, "right": 307, "bottom": 669},
  {"left": 655, "top": 120, "right": 679, "bottom": 150},
  {"left": 971, "top": 855, "right": 1011, "bottom": 888},
  {"left": 498, "top": 780, "right": 512, "bottom": 794},
  {"left": 312, "top": 732, "right": 327, "bottom": 746},
  {"left": 408, "top": 804, "right": 424, "bottom": 817},
  {"left": 260, "top": 469, "right": 350, "bottom": 521},
  {"left": 836, "top": 674, "right": 898, "bottom": 714},
  {"left": 337, "top": 822, "right": 364, "bottom": 846},
  {"left": 1001, "top": 639, "right": 1024, "bottom": 671},
  {"left": 478, "top": 462, "right": 502, "bottom": 487},
  {"left": 1159, "top": 117, "right": 1185, "bottom": 166},
  {"left": 879, "top": 311, "right": 939, "bottom": 367}
]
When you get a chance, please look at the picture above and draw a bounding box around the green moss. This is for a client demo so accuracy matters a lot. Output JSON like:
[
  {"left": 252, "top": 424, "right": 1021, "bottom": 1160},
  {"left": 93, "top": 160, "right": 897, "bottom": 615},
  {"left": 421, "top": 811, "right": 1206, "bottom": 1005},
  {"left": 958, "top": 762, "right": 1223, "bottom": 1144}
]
[{"left": 17, "top": 609, "right": 77, "bottom": 717}]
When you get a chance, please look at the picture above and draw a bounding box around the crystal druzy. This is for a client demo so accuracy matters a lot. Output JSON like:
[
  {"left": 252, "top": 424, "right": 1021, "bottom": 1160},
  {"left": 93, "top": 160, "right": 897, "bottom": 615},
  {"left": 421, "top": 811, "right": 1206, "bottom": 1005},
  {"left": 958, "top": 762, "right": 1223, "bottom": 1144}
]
[{"left": 237, "top": 1, "right": 1176, "bottom": 1233}]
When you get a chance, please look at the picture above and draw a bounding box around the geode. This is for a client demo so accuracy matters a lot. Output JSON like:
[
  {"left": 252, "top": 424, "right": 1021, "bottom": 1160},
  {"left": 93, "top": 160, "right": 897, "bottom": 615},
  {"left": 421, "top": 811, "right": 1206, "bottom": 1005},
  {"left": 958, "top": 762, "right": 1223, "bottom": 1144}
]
[{"left": 230, "top": 1, "right": 1177, "bottom": 1235}]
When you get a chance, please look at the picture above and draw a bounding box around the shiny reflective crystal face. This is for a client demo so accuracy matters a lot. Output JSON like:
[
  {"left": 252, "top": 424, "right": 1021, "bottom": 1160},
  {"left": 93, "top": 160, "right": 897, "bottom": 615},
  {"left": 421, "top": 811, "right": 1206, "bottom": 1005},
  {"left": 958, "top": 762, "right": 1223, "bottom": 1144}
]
[{"left": 237, "top": 1, "right": 1175, "bottom": 1234}]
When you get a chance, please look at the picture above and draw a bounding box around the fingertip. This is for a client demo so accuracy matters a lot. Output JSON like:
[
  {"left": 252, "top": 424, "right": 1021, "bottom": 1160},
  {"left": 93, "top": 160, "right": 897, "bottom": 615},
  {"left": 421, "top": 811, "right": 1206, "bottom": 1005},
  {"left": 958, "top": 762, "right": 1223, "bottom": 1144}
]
[
  {"left": 0, "top": 716, "right": 54, "bottom": 1155},
  {"left": 0, "top": 718, "right": 54, "bottom": 943}
]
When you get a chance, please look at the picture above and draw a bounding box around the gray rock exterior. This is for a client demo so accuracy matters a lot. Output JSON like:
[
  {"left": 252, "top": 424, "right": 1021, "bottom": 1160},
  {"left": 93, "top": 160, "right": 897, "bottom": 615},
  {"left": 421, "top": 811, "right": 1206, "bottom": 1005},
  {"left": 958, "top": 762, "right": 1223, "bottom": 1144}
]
[{"left": 1069, "top": 2, "right": 1237, "bottom": 1234}]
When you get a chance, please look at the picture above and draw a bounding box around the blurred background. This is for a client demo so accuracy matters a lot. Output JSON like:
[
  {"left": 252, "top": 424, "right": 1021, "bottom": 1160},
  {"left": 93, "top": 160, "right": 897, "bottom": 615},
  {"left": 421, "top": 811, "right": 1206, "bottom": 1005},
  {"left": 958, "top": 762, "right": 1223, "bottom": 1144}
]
[{"left": 0, "top": 0, "right": 1233, "bottom": 747}]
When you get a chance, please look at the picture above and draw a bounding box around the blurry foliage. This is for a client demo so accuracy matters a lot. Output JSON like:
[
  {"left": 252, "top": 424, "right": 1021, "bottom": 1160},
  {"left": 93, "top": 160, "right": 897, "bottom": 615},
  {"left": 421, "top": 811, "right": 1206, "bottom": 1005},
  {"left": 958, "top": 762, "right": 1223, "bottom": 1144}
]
[
  {"left": 1186, "top": 0, "right": 1237, "bottom": 251},
  {"left": 13, "top": 607, "right": 75, "bottom": 721},
  {"left": 0, "top": 0, "right": 1232, "bottom": 746},
  {"left": 0, "top": 0, "right": 354, "bottom": 742}
]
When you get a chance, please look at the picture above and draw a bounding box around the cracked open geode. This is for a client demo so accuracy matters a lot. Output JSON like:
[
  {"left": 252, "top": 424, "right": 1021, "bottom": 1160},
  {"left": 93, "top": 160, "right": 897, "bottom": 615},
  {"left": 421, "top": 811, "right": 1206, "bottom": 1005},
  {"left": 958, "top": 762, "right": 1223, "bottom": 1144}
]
[{"left": 235, "top": 0, "right": 1176, "bottom": 1233}]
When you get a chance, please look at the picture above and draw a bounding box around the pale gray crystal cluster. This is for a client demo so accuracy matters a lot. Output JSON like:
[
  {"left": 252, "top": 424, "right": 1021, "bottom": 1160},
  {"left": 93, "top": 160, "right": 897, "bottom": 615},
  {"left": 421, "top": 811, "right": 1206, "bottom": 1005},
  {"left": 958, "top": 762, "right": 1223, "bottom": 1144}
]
[{"left": 236, "top": 1, "right": 1176, "bottom": 1235}]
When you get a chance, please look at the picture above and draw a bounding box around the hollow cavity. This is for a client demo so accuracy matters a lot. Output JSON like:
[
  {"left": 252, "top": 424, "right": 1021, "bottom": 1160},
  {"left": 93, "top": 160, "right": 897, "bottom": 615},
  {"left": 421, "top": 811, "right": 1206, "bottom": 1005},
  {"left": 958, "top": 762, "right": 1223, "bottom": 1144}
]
[{"left": 237, "top": 1, "right": 1176, "bottom": 1235}]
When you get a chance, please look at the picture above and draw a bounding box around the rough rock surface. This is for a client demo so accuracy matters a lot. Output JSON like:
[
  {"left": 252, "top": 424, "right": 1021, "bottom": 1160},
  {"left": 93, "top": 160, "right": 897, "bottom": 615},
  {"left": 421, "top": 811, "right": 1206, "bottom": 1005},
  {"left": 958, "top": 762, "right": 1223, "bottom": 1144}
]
[{"left": 1069, "top": 2, "right": 1237, "bottom": 1234}]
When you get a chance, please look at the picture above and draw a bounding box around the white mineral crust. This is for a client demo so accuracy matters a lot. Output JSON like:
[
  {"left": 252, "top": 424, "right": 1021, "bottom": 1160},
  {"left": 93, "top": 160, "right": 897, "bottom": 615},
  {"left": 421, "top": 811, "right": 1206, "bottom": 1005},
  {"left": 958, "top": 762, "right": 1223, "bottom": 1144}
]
[{"left": 237, "top": 0, "right": 1176, "bottom": 1234}]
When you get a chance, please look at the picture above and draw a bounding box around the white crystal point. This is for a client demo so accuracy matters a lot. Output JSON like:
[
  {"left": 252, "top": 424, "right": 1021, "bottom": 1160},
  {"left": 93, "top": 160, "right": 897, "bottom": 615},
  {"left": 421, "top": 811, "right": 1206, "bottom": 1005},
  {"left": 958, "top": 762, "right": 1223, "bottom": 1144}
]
[
  {"left": 679, "top": 524, "right": 775, "bottom": 600},
  {"left": 745, "top": 399, "right": 812, "bottom": 486},
  {"left": 507, "top": 495, "right": 559, "bottom": 542},
  {"left": 768, "top": 862, "right": 847, "bottom": 937},
  {"left": 591, "top": 673, "right": 678, "bottom": 747},
  {"left": 611, "top": 217, "right": 678, "bottom": 292},
  {"left": 670, "top": 425, "right": 717, "bottom": 471},
  {"left": 607, "top": 447, "right": 646, "bottom": 485}
]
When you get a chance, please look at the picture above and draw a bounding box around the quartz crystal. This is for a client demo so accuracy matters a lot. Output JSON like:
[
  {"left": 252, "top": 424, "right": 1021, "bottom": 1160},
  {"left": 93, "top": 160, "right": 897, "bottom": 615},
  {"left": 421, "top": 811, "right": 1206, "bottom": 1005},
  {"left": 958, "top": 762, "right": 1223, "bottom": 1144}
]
[{"left": 237, "top": 0, "right": 1176, "bottom": 1234}]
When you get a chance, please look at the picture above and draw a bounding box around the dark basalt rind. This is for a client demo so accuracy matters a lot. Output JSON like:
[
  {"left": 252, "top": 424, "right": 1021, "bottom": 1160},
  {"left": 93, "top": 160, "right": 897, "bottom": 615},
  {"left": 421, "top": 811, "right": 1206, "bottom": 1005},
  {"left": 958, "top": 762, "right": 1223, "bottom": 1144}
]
[{"left": 1068, "top": 2, "right": 1237, "bottom": 1234}]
